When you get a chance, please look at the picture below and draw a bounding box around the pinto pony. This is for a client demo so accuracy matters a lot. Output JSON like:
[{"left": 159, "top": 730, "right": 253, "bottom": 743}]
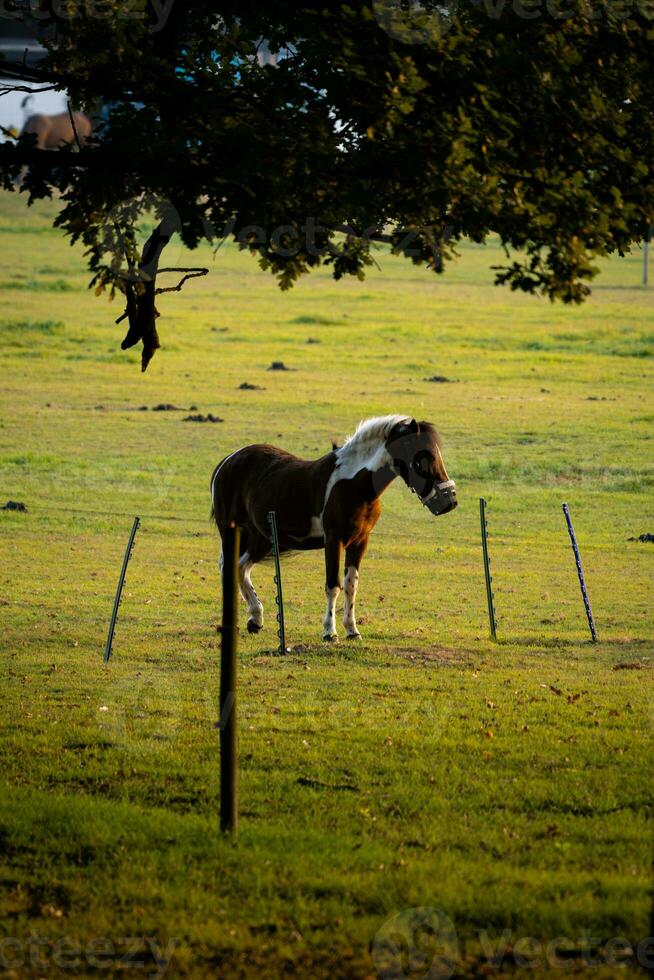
[{"left": 211, "top": 415, "right": 457, "bottom": 641}]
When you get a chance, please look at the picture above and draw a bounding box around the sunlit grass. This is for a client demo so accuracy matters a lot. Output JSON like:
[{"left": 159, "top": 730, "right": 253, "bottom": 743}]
[{"left": 0, "top": 189, "right": 652, "bottom": 978}]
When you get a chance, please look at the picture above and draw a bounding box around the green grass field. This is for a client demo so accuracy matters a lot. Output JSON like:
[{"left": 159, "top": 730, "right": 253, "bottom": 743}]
[{"left": 0, "top": 189, "right": 652, "bottom": 978}]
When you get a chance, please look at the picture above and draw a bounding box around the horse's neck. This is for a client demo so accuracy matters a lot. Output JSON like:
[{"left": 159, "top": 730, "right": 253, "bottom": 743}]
[{"left": 334, "top": 437, "right": 396, "bottom": 499}]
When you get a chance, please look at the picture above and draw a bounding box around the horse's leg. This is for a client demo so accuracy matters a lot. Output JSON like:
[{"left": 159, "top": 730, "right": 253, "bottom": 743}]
[
  {"left": 239, "top": 555, "right": 264, "bottom": 633},
  {"left": 322, "top": 534, "right": 343, "bottom": 641},
  {"left": 218, "top": 525, "right": 248, "bottom": 584},
  {"left": 239, "top": 530, "right": 269, "bottom": 634},
  {"left": 343, "top": 539, "right": 367, "bottom": 640}
]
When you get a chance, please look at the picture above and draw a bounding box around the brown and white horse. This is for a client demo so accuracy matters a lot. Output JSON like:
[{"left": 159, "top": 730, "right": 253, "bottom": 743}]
[
  {"left": 20, "top": 110, "right": 92, "bottom": 150},
  {"left": 210, "top": 415, "right": 457, "bottom": 641}
]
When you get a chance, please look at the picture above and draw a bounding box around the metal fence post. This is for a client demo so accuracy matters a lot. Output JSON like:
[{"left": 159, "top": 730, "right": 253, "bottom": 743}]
[
  {"left": 643, "top": 237, "right": 649, "bottom": 287},
  {"left": 479, "top": 498, "right": 498, "bottom": 641},
  {"left": 103, "top": 516, "right": 140, "bottom": 663},
  {"left": 267, "top": 511, "right": 287, "bottom": 655},
  {"left": 562, "top": 503, "right": 598, "bottom": 643}
]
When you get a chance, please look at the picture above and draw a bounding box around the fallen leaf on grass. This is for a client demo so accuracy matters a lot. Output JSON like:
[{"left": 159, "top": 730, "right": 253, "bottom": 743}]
[{"left": 41, "top": 905, "right": 64, "bottom": 918}]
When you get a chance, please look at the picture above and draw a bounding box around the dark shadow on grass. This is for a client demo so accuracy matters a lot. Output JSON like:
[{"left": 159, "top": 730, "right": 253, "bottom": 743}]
[
  {"left": 507, "top": 637, "right": 585, "bottom": 649},
  {"left": 247, "top": 643, "right": 369, "bottom": 663},
  {"left": 509, "top": 635, "right": 652, "bottom": 650}
]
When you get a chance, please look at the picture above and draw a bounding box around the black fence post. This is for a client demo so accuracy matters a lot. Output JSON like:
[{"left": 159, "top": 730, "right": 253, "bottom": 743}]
[
  {"left": 267, "top": 510, "right": 287, "bottom": 655},
  {"left": 562, "top": 503, "right": 598, "bottom": 643},
  {"left": 479, "top": 498, "right": 498, "bottom": 641},
  {"left": 220, "top": 521, "right": 240, "bottom": 832},
  {"left": 103, "top": 516, "right": 140, "bottom": 663}
]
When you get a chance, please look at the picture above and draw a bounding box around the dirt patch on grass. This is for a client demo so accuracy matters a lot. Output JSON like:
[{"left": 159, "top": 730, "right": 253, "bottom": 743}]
[{"left": 393, "top": 645, "right": 475, "bottom": 667}]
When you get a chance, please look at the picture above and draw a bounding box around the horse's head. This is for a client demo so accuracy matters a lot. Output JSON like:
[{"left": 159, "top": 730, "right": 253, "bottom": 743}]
[{"left": 385, "top": 418, "right": 457, "bottom": 516}]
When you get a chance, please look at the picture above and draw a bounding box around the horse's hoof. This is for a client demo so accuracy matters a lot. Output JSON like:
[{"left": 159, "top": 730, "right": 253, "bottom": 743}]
[
  {"left": 323, "top": 633, "right": 338, "bottom": 642},
  {"left": 346, "top": 632, "right": 362, "bottom": 641},
  {"left": 247, "top": 620, "right": 262, "bottom": 634}
]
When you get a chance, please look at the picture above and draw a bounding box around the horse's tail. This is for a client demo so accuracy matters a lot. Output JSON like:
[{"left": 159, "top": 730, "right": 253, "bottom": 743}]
[
  {"left": 209, "top": 466, "right": 218, "bottom": 526},
  {"left": 209, "top": 483, "right": 219, "bottom": 527},
  {"left": 210, "top": 449, "right": 247, "bottom": 534},
  {"left": 209, "top": 455, "right": 229, "bottom": 529}
]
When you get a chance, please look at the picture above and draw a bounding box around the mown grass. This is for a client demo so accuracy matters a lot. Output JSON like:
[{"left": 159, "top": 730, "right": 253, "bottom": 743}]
[{"left": 0, "top": 189, "right": 652, "bottom": 979}]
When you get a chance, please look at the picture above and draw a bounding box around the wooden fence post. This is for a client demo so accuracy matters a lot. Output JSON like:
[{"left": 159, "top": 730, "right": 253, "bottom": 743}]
[{"left": 220, "top": 521, "right": 240, "bottom": 832}]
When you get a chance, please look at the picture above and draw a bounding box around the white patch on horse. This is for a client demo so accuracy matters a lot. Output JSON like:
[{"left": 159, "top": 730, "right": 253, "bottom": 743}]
[
  {"left": 343, "top": 565, "right": 360, "bottom": 638},
  {"left": 322, "top": 414, "right": 409, "bottom": 514},
  {"left": 238, "top": 550, "right": 264, "bottom": 628},
  {"left": 289, "top": 514, "right": 324, "bottom": 543},
  {"left": 323, "top": 584, "right": 340, "bottom": 640}
]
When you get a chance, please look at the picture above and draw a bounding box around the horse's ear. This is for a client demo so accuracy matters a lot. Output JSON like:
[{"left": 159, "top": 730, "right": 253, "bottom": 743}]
[{"left": 390, "top": 418, "right": 419, "bottom": 439}]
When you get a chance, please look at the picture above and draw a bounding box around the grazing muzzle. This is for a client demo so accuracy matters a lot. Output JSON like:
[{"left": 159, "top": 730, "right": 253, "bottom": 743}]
[{"left": 417, "top": 479, "right": 458, "bottom": 516}]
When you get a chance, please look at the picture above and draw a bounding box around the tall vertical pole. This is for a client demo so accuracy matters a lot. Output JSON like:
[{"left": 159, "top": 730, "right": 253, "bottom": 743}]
[
  {"left": 220, "top": 521, "right": 240, "bottom": 832},
  {"left": 643, "top": 239, "right": 649, "bottom": 287},
  {"left": 562, "top": 503, "right": 598, "bottom": 643},
  {"left": 479, "top": 498, "right": 497, "bottom": 641}
]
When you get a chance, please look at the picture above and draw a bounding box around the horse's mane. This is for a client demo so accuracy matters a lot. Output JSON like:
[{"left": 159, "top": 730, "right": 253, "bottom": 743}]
[
  {"left": 342, "top": 414, "right": 409, "bottom": 448},
  {"left": 341, "top": 415, "right": 442, "bottom": 450}
]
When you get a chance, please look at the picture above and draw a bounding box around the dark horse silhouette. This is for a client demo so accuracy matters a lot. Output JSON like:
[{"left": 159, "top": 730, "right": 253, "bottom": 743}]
[{"left": 211, "top": 415, "right": 457, "bottom": 641}]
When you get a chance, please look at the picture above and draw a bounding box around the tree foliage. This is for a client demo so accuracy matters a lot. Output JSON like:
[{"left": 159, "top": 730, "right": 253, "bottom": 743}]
[{"left": 1, "top": 0, "right": 653, "bottom": 368}]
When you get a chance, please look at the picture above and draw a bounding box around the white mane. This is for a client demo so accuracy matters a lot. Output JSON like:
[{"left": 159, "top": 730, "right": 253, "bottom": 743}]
[
  {"left": 341, "top": 414, "right": 409, "bottom": 449},
  {"left": 318, "top": 414, "right": 415, "bottom": 523},
  {"left": 322, "top": 416, "right": 410, "bottom": 510}
]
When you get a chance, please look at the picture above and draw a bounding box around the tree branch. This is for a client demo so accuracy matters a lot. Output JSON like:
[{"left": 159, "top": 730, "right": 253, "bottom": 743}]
[
  {"left": 115, "top": 267, "right": 208, "bottom": 323},
  {"left": 117, "top": 215, "right": 181, "bottom": 372},
  {"left": 0, "top": 83, "right": 59, "bottom": 97},
  {"left": 155, "top": 267, "right": 208, "bottom": 294},
  {"left": 67, "top": 101, "right": 82, "bottom": 151}
]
